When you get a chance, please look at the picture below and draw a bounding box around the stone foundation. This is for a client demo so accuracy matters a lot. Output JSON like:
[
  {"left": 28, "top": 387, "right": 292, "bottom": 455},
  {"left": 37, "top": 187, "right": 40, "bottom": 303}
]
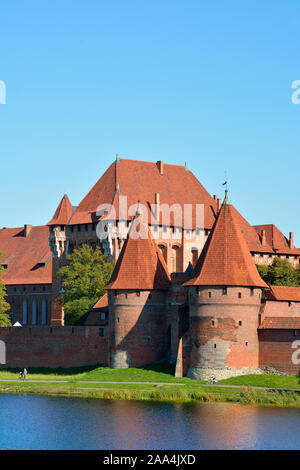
[{"left": 187, "top": 366, "right": 264, "bottom": 381}]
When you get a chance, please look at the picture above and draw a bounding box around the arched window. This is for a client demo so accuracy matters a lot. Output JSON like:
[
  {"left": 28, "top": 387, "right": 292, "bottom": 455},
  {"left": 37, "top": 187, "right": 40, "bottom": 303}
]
[
  {"left": 192, "top": 248, "right": 199, "bottom": 267},
  {"left": 171, "top": 245, "right": 181, "bottom": 273},
  {"left": 22, "top": 298, "right": 28, "bottom": 325},
  {"left": 158, "top": 244, "right": 168, "bottom": 264},
  {"left": 32, "top": 298, "right": 38, "bottom": 325},
  {"left": 42, "top": 298, "right": 47, "bottom": 325}
]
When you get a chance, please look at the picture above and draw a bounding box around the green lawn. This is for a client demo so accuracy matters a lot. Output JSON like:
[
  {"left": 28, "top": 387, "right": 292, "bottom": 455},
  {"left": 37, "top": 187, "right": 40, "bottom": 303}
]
[{"left": 219, "top": 374, "right": 300, "bottom": 389}]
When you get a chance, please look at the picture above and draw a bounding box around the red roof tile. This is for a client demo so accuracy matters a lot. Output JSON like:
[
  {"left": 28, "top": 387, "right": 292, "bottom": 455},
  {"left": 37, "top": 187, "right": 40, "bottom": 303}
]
[
  {"left": 91, "top": 293, "right": 108, "bottom": 309},
  {"left": 68, "top": 159, "right": 218, "bottom": 228},
  {"left": 105, "top": 214, "right": 171, "bottom": 290},
  {"left": 266, "top": 286, "right": 300, "bottom": 302},
  {"left": 0, "top": 226, "right": 52, "bottom": 285},
  {"left": 253, "top": 224, "right": 300, "bottom": 255},
  {"left": 259, "top": 317, "right": 300, "bottom": 329},
  {"left": 232, "top": 208, "right": 274, "bottom": 254},
  {"left": 48, "top": 194, "right": 73, "bottom": 226},
  {"left": 184, "top": 201, "right": 268, "bottom": 288}
]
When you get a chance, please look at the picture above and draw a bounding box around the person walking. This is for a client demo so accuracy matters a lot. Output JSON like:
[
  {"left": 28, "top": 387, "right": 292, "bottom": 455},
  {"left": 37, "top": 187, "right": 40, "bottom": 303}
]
[{"left": 23, "top": 368, "right": 27, "bottom": 381}]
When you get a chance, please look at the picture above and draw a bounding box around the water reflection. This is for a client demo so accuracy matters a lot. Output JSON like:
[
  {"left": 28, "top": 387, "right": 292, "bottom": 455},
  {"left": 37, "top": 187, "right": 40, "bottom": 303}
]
[{"left": 0, "top": 395, "right": 299, "bottom": 450}]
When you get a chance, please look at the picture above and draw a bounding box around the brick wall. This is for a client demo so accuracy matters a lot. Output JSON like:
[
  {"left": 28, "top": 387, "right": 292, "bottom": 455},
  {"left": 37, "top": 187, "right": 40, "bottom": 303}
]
[
  {"left": 187, "top": 286, "right": 263, "bottom": 378},
  {"left": 0, "top": 326, "right": 108, "bottom": 368},
  {"left": 108, "top": 290, "right": 171, "bottom": 368},
  {"left": 259, "top": 329, "right": 300, "bottom": 375}
]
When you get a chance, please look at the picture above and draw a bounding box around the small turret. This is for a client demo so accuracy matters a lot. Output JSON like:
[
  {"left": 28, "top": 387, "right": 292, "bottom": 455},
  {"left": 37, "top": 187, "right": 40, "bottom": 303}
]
[{"left": 47, "top": 194, "right": 73, "bottom": 326}]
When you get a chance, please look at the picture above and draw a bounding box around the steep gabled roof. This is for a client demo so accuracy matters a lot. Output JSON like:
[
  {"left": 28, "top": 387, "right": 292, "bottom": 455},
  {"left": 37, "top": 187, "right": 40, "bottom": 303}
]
[
  {"left": 184, "top": 198, "right": 268, "bottom": 288},
  {"left": 68, "top": 159, "right": 218, "bottom": 228},
  {"left": 0, "top": 226, "right": 52, "bottom": 285},
  {"left": 48, "top": 194, "right": 73, "bottom": 226},
  {"left": 232, "top": 208, "right": 274, "bottom": 254},
  {"left": 105, "top": 215, "right": 171, "bottom": 290},
  {"left": 253, "top": 224, "right": 300, "bottom": 255}
]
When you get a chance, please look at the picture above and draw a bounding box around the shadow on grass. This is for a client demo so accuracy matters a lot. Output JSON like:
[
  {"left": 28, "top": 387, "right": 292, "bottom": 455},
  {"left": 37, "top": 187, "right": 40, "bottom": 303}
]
[
  {"left": 0, "top": 362, "right": 176, "bottom": 378},
  {"left": 0, "top": 365, "right": 98, "bottom": 376}
]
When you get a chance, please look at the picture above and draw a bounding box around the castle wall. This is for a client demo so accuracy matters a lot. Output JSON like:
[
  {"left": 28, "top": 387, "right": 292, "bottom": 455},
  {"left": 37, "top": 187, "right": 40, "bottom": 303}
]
[
  {"left": 187, "top": 286, "right": 263, "bottom": 380},
  {"left": 108, "top": 290, "right": 170, "bottom": 368},
  {"left": 259, "top": 329, "right": 300, "bottom": 375},
  {"left": 6, "top": 284, "right": 52, "bottom": 326},
  {"left": 262, "top": 300, "right": 300, "bottom": 319},
  {"left": 0, "top": 326, "right": 108, "bottom": 368}
]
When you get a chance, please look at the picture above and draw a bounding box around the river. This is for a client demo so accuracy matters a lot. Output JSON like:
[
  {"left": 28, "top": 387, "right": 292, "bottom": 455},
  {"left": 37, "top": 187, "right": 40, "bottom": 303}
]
[{"left": 0, "top": 394, "right": 299, "bottom": 450}]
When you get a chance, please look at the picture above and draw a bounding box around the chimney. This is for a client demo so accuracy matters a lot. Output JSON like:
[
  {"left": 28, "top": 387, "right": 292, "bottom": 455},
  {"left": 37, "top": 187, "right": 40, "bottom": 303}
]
[
  {"left": 289, "top": 232, "right": 294, "bottom": 249},
  {"left": 217, "top": 198, "right": 222, "bottom": 212},
  {"left": 24, "top": 224, "right": 32, "bottom": 237},
  {"left": 261, "top": 229, "right": 266, "bottom": 247},
  {"left": 156, "top": 160, "right": 164, "bottom": 175},
  {"left": 155, "top": 193, "right": 160, "bottom": 221}
]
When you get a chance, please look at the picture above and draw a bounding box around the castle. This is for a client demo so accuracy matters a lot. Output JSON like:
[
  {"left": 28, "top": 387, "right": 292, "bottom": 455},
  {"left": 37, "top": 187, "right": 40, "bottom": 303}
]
[{"left": 0, "top": 158, "right": 300, "bottom": 378}]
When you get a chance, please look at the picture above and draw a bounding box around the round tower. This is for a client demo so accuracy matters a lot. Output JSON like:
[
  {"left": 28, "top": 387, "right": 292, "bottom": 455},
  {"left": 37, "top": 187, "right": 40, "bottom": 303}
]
[
  {"left": 184, "top": 191, "right": 268, "bottom": 380},
  {"left": 105, "top": 212, "right": 172, "bottom": 368}
]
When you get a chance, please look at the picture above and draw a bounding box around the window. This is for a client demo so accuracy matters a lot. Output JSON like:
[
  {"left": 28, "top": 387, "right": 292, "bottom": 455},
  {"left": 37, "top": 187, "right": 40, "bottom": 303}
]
[
  {"left": 100, "top": 312, "right": 106, "bottom": 321},
  {"left": 250, "top": 288, "right": 254, "bottom": 296},
  {"left": 238, "top": 292, "right": 242, "bottom": 299},
  {"left": 136, "top": 290, "right": 140, "bottom": 297},
  {"left": 245, "top": 341, "right": 248, "bottom": 346},
  {"left": 22, "top": 298, "right": 28, "bottom": 325},
  {"left": 222, "top": 287, "right": 227, "bottom": 295},
  {"left": 208, "top": 292, "right": 212, "bottom": 298},
  {"left": 211, "top": 320, "right": 215, "bottom": 327},
  {"left": 214, "top": 344, "right": 217, "bottom": 349},
  {"left": 42, "top": 298, "right": 47, "bottom": 325},
  {"left": 99, "top": 328, "right": 104, "bottom": 337},
  {"left": 77, "top": 225, "right": 81, "bottom": 232},
  {"left": 239, "top": 321, "right": 242, "bottom": 326},
  {"left": 32, "top": 298, "right": 38, "bottom": 325}
]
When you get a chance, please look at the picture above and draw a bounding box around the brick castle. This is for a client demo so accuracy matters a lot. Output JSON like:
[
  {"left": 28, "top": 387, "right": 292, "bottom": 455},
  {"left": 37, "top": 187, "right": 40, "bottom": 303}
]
[{"left": 0, "top": 158, "right": 300, "bottom": 378}]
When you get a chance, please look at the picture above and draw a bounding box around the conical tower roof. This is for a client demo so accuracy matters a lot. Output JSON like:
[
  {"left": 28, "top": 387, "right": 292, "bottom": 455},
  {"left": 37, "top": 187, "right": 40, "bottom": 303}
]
[
  {"left": 47, "top": 194, "right": 73, "bottom": 226},
  {"left": 105, "top": 214, "right": 171, "bottom": 290},
  {"left": 184, "top": 196, "right": 268, "bottom": 288}
]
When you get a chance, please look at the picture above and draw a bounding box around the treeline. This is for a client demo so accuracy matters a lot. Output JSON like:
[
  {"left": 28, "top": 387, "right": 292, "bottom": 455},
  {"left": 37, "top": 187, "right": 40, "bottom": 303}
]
[{"left": 256, "top": 257, "right": 300, "bottom": 287}]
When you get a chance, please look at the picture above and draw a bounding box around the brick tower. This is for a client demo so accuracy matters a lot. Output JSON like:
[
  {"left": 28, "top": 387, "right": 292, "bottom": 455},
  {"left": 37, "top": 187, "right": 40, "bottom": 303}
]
[
  {"left": 105, "top": 209, "right": 172, "bottom": 368},
  {"left": 48, "top": 194, "right": 73, "bottom": 326},
  {"left": 183, "top": 191, "right": 268, "bottom": 380}
]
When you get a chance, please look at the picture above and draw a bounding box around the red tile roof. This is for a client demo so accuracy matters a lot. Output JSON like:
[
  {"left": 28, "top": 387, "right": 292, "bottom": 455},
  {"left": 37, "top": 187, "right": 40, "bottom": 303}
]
[
  {"left": 184, "top": 201, "right": 268, "bottom": 288},
  {"left": 265, "top": 286, "right": 300, "bottom": 302},
  {"left": 232, "top": 208, "right": 274, "bottom": 254},
  {"left": 259, "top": 317, "right": 300, "bottom": 329},
  {"left": 48, "top": 194, "right": 73, "bottom": 226},
  {"left": 68, "top": 159, "right": 218, "bottom": 228},
  {"left": 105, "top": 214, "right": 171, "bottom": 290},
  {"left": 0, "top": 226, "right": 52, "bottom": 285},
  {"left": 91, "top": 293, "right": 108, "bottom": 309},
  {"left": 85, "top": 294, "right": 108, "bottom": 326},
  {"left": 253, "top": 224, "right": 300, "bottom": 255}
]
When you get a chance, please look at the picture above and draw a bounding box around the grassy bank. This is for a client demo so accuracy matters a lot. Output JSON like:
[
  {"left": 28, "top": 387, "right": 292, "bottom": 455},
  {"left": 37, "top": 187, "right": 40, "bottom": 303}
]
[{"left": 0, "top": 364, "right": 300, "bottom": 408}]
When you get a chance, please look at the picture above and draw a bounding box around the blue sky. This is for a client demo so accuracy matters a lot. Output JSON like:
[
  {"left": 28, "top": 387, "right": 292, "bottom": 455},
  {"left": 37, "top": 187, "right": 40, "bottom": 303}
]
[{"left": 0, "top": 1, "right": 299, "bottom": 244}]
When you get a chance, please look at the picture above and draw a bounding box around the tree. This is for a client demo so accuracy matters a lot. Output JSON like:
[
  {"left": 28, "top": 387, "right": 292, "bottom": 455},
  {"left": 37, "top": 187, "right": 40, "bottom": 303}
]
[
  {"left": 256, "top": 257, "right": 299, "bottom": 287},
  {"left": 0, "top": 253, "right": 11, "bottom": 326},
  {"left": 56, "top": 244, "right": 114, "bottom": 325}
]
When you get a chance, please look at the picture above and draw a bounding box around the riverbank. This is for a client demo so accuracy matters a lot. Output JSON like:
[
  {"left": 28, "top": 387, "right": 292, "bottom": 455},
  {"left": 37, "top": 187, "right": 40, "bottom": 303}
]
[{"left": 0, "top": 364, "right": 300, "bottom": 408}]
